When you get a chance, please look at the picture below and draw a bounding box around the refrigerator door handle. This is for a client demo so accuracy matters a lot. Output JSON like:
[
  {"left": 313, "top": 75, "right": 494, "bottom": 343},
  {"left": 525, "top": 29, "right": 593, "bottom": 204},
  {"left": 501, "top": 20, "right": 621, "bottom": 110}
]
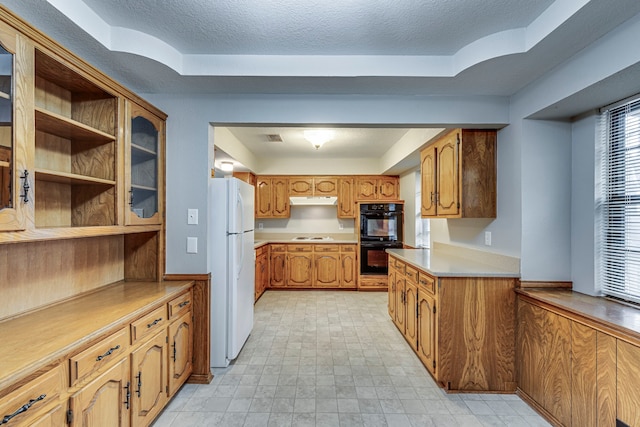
[{"left": 236, "top": 191, "right": 245, "bottom": 278}]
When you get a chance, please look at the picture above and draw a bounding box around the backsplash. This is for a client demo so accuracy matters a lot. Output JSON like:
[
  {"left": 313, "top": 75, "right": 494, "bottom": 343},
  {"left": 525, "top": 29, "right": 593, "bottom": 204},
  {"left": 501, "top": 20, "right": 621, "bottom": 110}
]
[{"left": 256, "top": 205, "right": 355, "bottom": 234}]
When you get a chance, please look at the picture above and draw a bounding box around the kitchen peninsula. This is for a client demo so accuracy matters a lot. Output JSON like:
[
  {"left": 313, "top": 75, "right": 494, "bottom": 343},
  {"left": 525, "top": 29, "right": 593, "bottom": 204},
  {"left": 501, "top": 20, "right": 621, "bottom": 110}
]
[{"left": 386, "top": 244, "right": 520, "bottom": 393}]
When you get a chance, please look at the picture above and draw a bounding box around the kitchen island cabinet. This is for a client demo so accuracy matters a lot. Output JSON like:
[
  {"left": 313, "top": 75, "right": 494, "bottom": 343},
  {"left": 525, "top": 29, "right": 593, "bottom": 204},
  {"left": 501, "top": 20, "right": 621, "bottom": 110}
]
[{"left": 387, "top": 249, "right": 519, "bottom": 392}]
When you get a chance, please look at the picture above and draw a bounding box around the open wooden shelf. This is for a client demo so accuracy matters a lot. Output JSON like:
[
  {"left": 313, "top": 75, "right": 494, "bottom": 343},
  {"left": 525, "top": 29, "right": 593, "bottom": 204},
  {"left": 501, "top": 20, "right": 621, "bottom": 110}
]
[
  {"left": 35, "top": 107, "right": 115, "bottom": 143},
  {"left": 0, "top": 224, "right": 161, "bottom": 245},
  {"left": 35, "top": 168, "right": 116, "bottom": 186}
]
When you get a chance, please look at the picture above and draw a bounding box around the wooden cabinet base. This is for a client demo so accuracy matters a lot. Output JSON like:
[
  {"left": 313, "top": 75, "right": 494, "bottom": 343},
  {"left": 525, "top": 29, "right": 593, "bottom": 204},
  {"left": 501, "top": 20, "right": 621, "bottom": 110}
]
[{"left": 358, "top": 275, "right": 388, "bottom": 291}]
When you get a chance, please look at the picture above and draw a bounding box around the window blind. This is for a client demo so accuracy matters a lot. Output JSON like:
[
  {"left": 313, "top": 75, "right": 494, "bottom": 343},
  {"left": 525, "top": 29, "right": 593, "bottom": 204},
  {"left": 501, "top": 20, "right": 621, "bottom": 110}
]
[{"left": 598, "top": 97, "right": 640, "bottom": 304}]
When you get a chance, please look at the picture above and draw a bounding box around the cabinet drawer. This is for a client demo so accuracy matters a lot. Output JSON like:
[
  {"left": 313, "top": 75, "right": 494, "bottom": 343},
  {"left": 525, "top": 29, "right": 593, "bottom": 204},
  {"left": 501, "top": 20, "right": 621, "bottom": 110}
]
[
  {"left": 340, "top": 245, "right": 356, "bottom": 252},
  {"left": 256, "top": 245, "right": 267, "bottom": 256},
  {"left": 131, "top": 305, "right": 167, "bottom": 344},
  {"left": 392, "top": 258, "right": 405, "bottom": 274},
  {"left": 168, "top": 291, "right": 192, "bottom": 320},
  {"left": 270, "top": 244, "right": 286, "bottom": 252},
  {"left": 314, "top": 244, "right": 339, "bottom": 252},
  {"left": 69, "top": 327, "right": 129, "bottom": 386},
  {"left": 288, "top": 244, "right": 313, "bottom": 252},
  {"left": 405, "top": 265, "right": 418, "bottom": 283},
  {"left": 0, "top": 365, "right": 65, "bottom": 426},
  {"left": 418, "top": 272, "right": 435, "bottom": 294}
]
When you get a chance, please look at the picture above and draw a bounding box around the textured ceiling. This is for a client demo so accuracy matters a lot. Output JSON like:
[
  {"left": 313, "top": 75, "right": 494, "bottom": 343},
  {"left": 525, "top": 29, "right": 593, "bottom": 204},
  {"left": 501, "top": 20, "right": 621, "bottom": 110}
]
[{"left": 80, "top": 0, "right": 553, "bottom": 56}]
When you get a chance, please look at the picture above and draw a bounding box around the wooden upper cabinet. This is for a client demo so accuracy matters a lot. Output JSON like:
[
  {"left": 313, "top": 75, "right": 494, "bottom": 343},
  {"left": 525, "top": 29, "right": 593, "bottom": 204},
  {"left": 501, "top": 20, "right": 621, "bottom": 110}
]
[
  {"left": 289, "top": 176, "right": 338, "bottom": 197},
  {"left": 289, "top": 176, "right": 314, "bottom": 196},
  {"left": 256, "top": 176, "right": 289, "bottom": 218},
  {"left": 337, "top": 177, "right": 356, "bottom": 218},
  {"left": 356, "top": 176, "right": 399, "bottom": 201},
  {"left": 232, "top": 171, "right": 256, "bottom": 186},
  {"left": 420, "top": 146, "right": 436, "bottom": 217},
  {"left": 421, "top": 129, "right": 496, "bottom": 218},
  {"left": 314, "top": 177, "right": 338, "bottom": 196},
  {"left": 0, "top": 25, "right": 30, "bottom": 232},
  {"left": 125, "top": 101, "right": 164, "bottom": 226}
]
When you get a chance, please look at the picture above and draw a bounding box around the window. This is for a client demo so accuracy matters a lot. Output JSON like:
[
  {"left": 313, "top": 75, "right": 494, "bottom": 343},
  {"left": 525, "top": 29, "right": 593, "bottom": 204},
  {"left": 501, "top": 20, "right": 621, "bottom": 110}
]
[
  {"left": 598, "top": 96, "right": 640, "bottom": 304},
  {"left": 415, "top": 171, "right": 430, "bottom": 248}
]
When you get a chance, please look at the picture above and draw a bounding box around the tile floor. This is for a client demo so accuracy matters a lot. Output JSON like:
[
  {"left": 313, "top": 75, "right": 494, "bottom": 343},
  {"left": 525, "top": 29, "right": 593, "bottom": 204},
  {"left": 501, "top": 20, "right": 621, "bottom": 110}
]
[{"left": 153, "top": 291, "right": 550, "bottom": 427}]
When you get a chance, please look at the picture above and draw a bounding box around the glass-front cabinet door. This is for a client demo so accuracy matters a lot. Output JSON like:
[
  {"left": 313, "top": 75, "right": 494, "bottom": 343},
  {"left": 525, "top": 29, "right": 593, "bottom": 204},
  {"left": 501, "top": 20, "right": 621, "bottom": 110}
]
[
  {"left": 0, "top": 25, "right": 27, "bottom": 231},
  {"left": 125, "top": 101, "right": 164, "bottom": 225}
]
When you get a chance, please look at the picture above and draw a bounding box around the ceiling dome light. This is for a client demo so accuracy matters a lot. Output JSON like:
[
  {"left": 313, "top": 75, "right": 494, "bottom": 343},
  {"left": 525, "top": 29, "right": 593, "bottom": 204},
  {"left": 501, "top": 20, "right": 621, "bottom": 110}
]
[
  {"left": 304, "top": 129, "right": 334, "bottom": 150},
  {"left": 220, "top": 161, "right": 234, "bottom": 172}
]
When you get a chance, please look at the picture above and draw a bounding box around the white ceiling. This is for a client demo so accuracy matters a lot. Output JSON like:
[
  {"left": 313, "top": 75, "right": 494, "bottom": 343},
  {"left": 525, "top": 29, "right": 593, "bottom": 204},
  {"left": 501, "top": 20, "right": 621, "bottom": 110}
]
[{"left": 3, "top": 0, "right": 640, "bottom": 172}]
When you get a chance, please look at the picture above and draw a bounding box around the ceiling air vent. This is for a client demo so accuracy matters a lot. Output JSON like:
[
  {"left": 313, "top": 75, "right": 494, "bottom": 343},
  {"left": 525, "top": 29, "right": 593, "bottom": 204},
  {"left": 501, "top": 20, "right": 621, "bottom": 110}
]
[{"left": 266, "top": 134, "right": 282, "bottom": 142}]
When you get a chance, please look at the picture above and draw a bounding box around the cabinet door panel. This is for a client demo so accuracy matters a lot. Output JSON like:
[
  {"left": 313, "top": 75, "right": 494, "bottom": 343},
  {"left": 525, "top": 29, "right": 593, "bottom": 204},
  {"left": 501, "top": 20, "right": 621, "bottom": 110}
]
[
  {"left": 287, "top": 253, "right": 312, "bottom": 287},
  {"left": 617, "top": 340, "right": 640, "bottom": 427},
  {"left": 417, "top": 291, "right": 436, "bottom": 375},
  {"left": 596, "top": 332, "right": 617, "bottom": 427},
  {"left": 168, "top": 311, "right": 193, "bottom": 396},
  {"left": 131, "top": 331, "right": 167, "bottom": 427},
  {"left": 270, "top": 250, "right": 286, "bottom": 287},
  {"left": 571, "top": 322, "right": 596, "bottom": 427},
  {"left": 314, "top": 177, "right": 338, "bottom": 196},
  {"left": 271, "top": 178, "right": 289, "bottom": 217},
  {"left": 395, "top": 276, "right": 406, "bottom": 332},
  {"left": 289, "top": 177, "right": 313, "bottom": 196},
  {"left": 69, "top": 357, "right": 130, "bottom": 427},
  {"left": 315, "top": 253, "right": 340, "bottom": 287},
  {"left": 420, "top": 148, "right": 436, "bottom": 217},
  {"left": 341, "top": 251, "right": 357, "bottom": 288},
  {"left": 378, "top": 177, "right": 399, "bottom": 201},
  {"left": 436, "top": 134, "right": 459, "bottom": 216},
  {"left": 404, "top": 281, "right": 418, "bottom": 350},
  {"left": 256, "top": 179, "right": 272, "bottom": 217},
  {"left": 388, "top": 268, "right": 397, "bottom": 319},
  {"left": 337, "top": 178, "right": 355, "bottom": 218},
  {"left": 542, "top": 312, "right": 571, "bottom": 426},
  {"left": 517, "top": 300, "right": 546, "bottom": 404}
]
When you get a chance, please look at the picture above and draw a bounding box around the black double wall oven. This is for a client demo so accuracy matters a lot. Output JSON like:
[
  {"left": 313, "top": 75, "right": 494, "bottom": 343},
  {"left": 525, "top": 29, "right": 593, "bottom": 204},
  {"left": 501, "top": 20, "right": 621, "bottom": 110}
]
[{"left": 360, "top": 203, "right": 403, "bottom": 275}]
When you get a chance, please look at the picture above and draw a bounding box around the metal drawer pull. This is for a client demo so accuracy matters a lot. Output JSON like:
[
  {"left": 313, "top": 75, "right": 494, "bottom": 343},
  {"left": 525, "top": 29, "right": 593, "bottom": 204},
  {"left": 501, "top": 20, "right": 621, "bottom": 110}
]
[
  {"left": 2, "top": 394, "right": 45, "bottom": 424},
  {"left": 147, "top": 318, "right": 162, "bottom": 328},
  {"left": 124, "top": 382, "right": 130, "bottom": 409},
  {"left": 178, "top": 301, "right": 190, "bottom": 308},
  {"left": 135, "top": 372, "right": 142, "bottom": 397},
  {"left": 96, "top": 345, "right": 121, "bottom": 361}
]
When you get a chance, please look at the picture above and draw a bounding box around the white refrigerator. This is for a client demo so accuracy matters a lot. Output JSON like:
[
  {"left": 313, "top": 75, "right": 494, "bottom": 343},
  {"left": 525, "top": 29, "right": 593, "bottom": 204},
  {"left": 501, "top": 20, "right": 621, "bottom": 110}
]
[{"left": 209, "top": 177, "right": 255, "bottom": 367}]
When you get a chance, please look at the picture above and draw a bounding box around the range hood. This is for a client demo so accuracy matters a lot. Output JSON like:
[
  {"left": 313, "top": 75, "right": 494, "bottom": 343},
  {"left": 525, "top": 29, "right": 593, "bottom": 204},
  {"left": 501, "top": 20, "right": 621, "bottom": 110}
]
[{"left": 289, "top": 196, "right": 338, "bottom": 206}]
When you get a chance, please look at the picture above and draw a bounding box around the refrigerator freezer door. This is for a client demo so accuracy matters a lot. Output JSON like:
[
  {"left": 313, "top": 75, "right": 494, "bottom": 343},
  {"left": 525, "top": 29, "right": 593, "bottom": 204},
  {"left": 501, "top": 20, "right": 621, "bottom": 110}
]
[
  {"left": 227, "top": 230, "right": 255, "bottom": 360},
  {"left": 228, "top": 178, "right": 255, "bottom": 234}
]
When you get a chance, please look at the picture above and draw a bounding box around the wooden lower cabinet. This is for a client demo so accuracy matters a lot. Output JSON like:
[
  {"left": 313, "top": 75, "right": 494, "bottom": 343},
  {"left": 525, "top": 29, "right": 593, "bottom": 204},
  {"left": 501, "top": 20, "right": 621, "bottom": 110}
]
[
  {"left": 417, "top": 290, "right": 436, "bottom": 375},
  {"left": 516, "top": 293, "right": 640, "bottom": 427},
  {"left": 267, "top": 243, "right": 357, "bottom": 289},
  {"left": 315, "top": 251, "right": 341, "bottom": 287},
  {"left": 168, "top": 311, "right": 193, "bottom": 396},
  {"left": 288, "top": 250, "right": 313, "bottom": 287},
  {"left": 255, "top": 246, "right": 268, "bottom": 300},
  {"left": 388, "top": 254, "right": 516, "bottom": 393},
  {"left": 131, "top": 331, "right": 168, "bottom": 427},
  {"left": 29, "top": 404, "right": 65, "bottom": 427},
  {"left": 269, "top": 246, "right": 287, "bottom": 288},
  {"left": 69, "top": 357, "right": 131, "bottom": 427}
]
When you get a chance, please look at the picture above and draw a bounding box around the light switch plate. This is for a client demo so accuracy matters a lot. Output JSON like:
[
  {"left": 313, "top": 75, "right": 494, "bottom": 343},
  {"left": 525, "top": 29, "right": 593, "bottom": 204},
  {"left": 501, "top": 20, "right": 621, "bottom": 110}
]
[
  {"left": 187, "top": 209, "right": 198, "bottom": 225},
  {"left": 187, "top": 237, "right": 198, "bottom": 253}
]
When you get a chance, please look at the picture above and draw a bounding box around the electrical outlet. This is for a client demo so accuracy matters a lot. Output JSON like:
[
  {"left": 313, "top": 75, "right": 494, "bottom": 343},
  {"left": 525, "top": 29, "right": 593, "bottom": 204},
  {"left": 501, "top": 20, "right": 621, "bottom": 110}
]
[
  {"left": 484, "top": 231, "right": 492, "bottom": 246},
  {"left": 187, "top": 209, "right": 198, "bottom": 225},
  {"left": 338, "top": 222, "right": 344, "bottom": 230},
  {"left": 187, "top": 237, "right": 198, "bottom": 253},
  {"left": 258, "top": 223, "right": 263, "bottom": 230}
]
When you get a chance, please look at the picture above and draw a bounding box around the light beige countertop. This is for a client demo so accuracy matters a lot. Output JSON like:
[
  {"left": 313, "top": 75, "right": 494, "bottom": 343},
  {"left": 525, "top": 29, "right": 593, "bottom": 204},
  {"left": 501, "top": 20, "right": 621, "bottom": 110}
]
[
  {"left": 255, "top": 233, "right": 358, "bottom": 247},
  {"left": 387, "top": 243, "right": 520, "bottom": 278}
]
